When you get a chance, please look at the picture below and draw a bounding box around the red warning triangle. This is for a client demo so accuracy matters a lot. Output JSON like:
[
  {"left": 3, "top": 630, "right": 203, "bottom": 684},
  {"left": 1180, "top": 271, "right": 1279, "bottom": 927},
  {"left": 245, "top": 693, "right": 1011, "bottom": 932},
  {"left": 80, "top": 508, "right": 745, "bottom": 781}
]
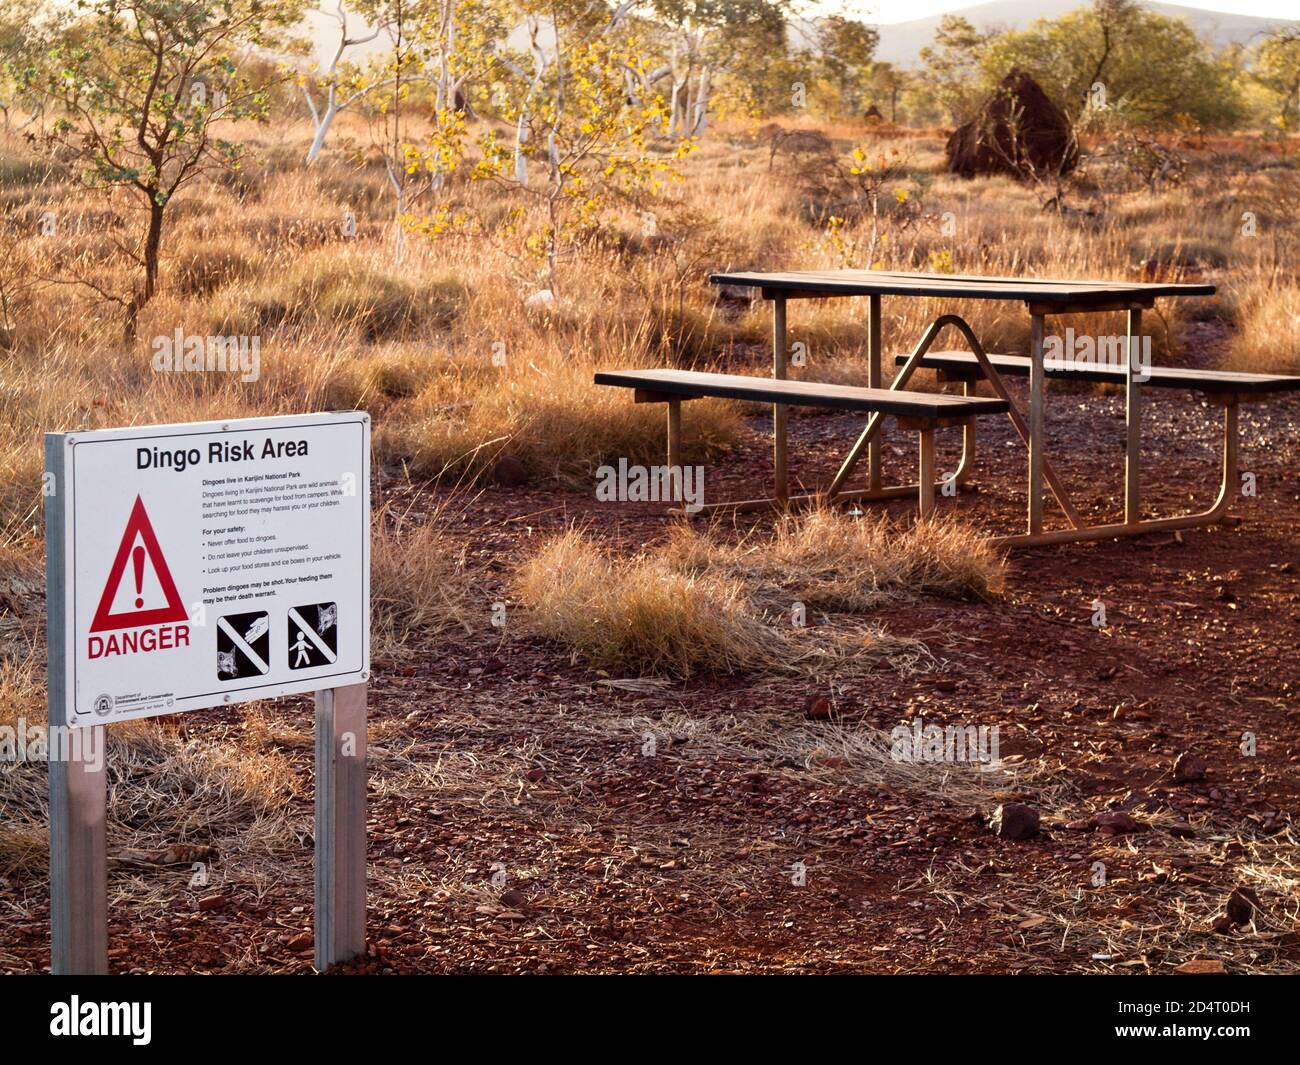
[{"left": 90, "top": 495, "right": 189, "bottom": 632}]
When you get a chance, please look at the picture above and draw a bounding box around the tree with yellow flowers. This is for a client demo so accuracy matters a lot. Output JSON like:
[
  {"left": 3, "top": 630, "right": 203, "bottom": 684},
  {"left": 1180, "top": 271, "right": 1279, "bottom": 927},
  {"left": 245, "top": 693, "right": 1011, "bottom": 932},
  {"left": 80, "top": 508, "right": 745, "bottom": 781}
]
[
  {"left": 822, "top": 144, "right": 919, "bottom": 269},
  {"left": 468, "top": 1, "right": 693, "bottom": 298}
]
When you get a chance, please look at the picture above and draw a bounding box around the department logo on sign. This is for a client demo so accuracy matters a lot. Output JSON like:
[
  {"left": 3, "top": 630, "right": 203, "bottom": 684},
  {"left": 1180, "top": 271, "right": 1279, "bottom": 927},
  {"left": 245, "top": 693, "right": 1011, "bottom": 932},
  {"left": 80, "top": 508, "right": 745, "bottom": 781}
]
[
  {"left": 288, "top": 603, "right": 338, "bottom": 669},
  {"left": 217, "top": 611, "right": 270, "bottom": 680}
]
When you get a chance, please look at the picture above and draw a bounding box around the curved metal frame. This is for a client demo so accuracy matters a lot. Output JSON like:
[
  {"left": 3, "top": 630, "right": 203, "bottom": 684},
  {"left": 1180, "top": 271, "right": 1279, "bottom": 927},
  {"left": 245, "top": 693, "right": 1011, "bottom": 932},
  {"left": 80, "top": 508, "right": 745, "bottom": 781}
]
[
  {"left": 993, "top": 399, "right": 1238, "bottom": 548},
  {"left": 827, "top": 314, "right": 1082, "bottom": 530},
  {"left": 672, "top": 300, "right": 1242, "bottom": 546}
]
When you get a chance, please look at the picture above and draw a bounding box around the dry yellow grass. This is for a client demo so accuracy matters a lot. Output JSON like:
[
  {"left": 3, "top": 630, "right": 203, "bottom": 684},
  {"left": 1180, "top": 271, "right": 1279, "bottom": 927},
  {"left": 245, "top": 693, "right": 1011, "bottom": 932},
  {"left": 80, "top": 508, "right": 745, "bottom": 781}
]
[
  {"left": 0, "top": 540, "right": 43, "bottom": 733},
  {"left": 670, "top": 509, "right": 1006, "bottom": 613},
  {"left": 513, "top": 528, "right": 794, "bottom": 677},
  {"left": 376, "top": 345, "right": 742, "bottom": 483},
  {"left": 370, "top": 497, "right": 476, "bottom": 657},
  {"left": 2, "top": 114, "right": 1295, "bottom": 553},
  {"left": 514, "top": 512, "right": 999, "bottom": 678},
  {"left": 0, "top": 651, "right": 43, "bottom": 734},
  {"left": 1224, "top": 280, "right": 1300, "bottom": 374},
  {"left": 0, "top": 717, "right": 303, "bottom": 880},
  {"left": 0, "top": 115, "right": 1291, "bottom": 688}
]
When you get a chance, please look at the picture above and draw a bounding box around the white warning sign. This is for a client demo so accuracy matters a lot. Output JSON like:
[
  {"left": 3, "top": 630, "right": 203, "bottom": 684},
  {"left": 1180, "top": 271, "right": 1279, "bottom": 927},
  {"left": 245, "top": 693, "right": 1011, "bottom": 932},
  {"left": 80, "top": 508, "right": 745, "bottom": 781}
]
[{"left": 47, "top": 412, "right": 370, "bottom": 726}]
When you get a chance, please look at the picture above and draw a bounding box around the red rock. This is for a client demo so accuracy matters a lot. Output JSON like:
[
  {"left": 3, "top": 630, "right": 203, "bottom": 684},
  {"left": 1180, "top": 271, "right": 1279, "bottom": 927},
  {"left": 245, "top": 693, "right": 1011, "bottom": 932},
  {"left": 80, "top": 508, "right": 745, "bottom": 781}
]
[
  {"left": 1225, "top": 887, "right": 1257, "bottom": 925},
  {"left": 1093, "top": 811, "right": 1141, "bottom": 834},
  {"left": 990, "top": 803, "right": 1040, "bottom": 841},
  {"left": 1172, "top": 750, "right": 1206, "bottom": 784},
  {"left": 804, "top": 696, "right": 832, "bottom": 720}
]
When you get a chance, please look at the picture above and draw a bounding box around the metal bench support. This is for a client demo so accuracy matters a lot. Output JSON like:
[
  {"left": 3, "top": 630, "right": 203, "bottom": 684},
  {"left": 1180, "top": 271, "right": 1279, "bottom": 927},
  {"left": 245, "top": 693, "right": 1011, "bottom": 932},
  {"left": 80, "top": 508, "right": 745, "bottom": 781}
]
[
  {"left": 827, "top": 314, "right": 1084, "bottom": 530},
  {"left": 867, "top": 293, "right": 883, "bottom": 492},
  {"left": 667, "top": 396, "right": 682, "bottom": 502},
  {"left": 1125, "top": 307, "right": 1142, "bottom": 524},
  {"left": 772, "top": 297, "right": 788, "bottom": 506},
  {"left": 1029, "top": 313, "right": 1045, "bottom": 534},
  {"left": 995, "top": 398, "right": 1238, "bottom": 548}
]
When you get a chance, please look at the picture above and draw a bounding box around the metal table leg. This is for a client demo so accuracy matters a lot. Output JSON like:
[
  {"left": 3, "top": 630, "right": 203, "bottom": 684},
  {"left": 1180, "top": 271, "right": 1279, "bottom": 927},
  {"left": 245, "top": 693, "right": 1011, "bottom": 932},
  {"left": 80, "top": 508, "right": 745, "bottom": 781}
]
[
  {"left": 772, "top": 296, "right": 788, "bottom": 507},
  {"left": 1125, "top": 308, "right": 1142, "bottom": 525},
  {"left": 1028, "top": 312, "right": 1046, "bottom": 534}
]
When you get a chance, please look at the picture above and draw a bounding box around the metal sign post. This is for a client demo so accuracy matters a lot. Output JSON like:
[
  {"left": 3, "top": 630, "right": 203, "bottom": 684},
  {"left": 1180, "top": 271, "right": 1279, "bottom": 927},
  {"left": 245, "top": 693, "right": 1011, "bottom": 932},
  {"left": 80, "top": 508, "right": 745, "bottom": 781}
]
[
  {"left": 315, "top": 683, "right": 368, "bottom": 971},
  {"left": 44, "top": 413, "right": 371, "bottom": 974},
  {"left": 45, "top": 430, "right": 109, "bottom": 972}
]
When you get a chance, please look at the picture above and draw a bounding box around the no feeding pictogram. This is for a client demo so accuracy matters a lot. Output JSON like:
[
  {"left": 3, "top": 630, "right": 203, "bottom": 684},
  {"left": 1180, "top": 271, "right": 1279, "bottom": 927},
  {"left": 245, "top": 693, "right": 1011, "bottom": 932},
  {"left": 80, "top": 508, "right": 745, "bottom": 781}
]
[{"left": 217, "top": 611, "right": 270, "bottom": 679}]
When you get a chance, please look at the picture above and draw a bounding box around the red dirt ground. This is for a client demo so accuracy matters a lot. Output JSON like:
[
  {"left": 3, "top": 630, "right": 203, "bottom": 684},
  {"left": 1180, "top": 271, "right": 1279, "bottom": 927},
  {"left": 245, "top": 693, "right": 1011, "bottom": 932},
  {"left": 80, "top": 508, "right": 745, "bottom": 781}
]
[{"left": 4, "top": 323, "right": 1298, "bottom": 975}]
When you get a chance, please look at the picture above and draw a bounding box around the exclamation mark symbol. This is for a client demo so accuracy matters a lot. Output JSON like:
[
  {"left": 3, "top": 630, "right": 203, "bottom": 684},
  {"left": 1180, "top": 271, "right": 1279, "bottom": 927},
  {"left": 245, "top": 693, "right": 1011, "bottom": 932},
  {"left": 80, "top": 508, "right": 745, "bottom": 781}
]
[{"left": 132, "top": 544, "right": 145, "bottom": 608}]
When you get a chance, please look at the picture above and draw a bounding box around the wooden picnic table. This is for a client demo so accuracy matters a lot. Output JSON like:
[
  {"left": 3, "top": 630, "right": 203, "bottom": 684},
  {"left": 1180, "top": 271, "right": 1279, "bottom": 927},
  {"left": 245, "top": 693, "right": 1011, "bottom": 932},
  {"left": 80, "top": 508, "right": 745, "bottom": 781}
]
[{"left": 707, "top": 268, "right": 1243, "bottom": 547}]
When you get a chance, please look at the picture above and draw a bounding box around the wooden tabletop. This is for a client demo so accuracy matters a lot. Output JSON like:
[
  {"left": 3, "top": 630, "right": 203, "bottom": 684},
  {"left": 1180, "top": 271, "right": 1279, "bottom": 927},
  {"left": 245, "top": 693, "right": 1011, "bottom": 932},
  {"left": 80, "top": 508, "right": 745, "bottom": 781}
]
[{"left": 709, "top": 269, "right": 1216, "bottom": 304}]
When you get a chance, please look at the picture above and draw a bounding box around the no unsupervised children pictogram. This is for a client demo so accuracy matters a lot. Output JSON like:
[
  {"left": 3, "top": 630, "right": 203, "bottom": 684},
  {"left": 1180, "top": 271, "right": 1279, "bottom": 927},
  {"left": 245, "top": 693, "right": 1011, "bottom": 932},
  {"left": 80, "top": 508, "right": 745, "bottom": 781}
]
[
  {"left": 217, "top": 611, "right": 270, "bottom": 680},
  {"left": 288, "top": 602, "right": 338, "bottom": 669},
  {"left": 90, "top": 496, "right": 188, "bottom": 632}
]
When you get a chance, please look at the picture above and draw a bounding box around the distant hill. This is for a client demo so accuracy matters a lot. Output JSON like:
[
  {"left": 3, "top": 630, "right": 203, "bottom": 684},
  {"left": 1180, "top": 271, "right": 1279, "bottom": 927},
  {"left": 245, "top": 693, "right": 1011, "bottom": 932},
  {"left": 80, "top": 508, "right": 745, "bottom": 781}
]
[{"left": 867, "top": 1, "right": 1297, "bottom": 67}]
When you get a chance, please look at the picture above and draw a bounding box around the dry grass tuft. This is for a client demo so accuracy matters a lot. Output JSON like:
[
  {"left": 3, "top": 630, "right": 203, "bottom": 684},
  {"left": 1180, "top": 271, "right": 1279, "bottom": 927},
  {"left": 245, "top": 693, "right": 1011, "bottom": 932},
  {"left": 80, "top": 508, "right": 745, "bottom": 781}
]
[
  {"left": 0, "top": 541, "right": 44, "bottom": 734},
  {"left": 379, "top": 352, "right": 742, "bottom": 484},
  {"left": 0, "top": 651, "right": 43, "bottom": 734},
  {"left": 1224, "top": 280, "right": 1300, "bottom": 374},
  {"left": 371, "top": 497, "right": 476, "bottom": 658},
  {"left": 512, "top": 519, "right": 963, "bottom": 678},
  {"left": 513, "top": 528, "right": 794, "bottom": 677},
  {"left": 670, "top": 509, "right": 1006, "bottom": 613},
  {"left": 0, "top": 720, "right": 304, "bottom": 880},
  {"left": 208, "top": 246, "right": 466, "bottom": 342}
]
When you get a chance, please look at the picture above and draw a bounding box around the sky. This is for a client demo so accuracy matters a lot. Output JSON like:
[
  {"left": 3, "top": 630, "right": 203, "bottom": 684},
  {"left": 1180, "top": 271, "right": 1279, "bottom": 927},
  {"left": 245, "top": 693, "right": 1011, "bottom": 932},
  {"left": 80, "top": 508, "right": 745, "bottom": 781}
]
[{"left": 834, "top": 1, "right": 1298, "bottom": 23}]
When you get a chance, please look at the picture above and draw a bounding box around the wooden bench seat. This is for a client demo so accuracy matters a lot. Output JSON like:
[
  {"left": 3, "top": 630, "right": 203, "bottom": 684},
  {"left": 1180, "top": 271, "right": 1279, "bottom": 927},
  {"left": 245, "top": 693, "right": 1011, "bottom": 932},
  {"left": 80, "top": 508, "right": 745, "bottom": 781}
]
[
  {"left": 595, "top": 369, "right": 1010, "bottom": 518},
  {"left": 893, "top": 350, "right": 1300, "bottom": 395},
  {"left": 594, "top": 368, "right": 1010, "bottom": 418}
]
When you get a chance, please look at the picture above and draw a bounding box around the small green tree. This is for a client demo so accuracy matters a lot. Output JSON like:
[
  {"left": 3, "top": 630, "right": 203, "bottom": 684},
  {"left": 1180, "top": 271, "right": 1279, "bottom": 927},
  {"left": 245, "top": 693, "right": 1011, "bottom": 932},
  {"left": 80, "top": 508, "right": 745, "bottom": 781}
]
[
  {"left": 816, "top": 14, "right": 878, "bottom": 118},
  {"left": 1254, "top": 27, "right": 1300, "bottom": 137},
  {"left": 39, "top": 0, "right": 303, "bottom": 336},
  {"left": 917, "top": 15, "right": 989, "bottom": 124},
  {"left": 980, "top": 0, "right": 1242, "bottom": 129},
  {"left": 468, "top": 3, "right": 693, "bottom": 297}
]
